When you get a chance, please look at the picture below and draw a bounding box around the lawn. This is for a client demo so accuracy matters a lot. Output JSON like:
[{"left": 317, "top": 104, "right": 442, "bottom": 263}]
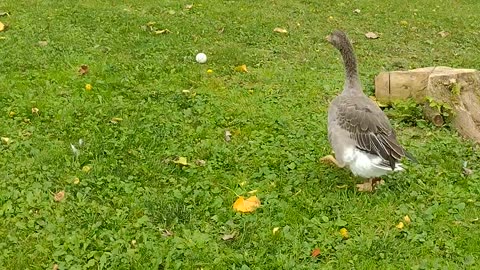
[{"left": 1, "top": 0, "right": 480, "bottom": 269}]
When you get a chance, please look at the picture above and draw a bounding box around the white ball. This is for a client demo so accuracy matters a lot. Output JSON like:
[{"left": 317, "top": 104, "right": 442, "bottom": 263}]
[{"left": 195, "top": 53, "right": 207, "bottom": 64}]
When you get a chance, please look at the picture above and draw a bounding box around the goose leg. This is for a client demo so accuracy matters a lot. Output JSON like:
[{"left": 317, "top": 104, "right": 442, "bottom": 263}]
[
  {"left": 320, "top": 154, "right": 343, "bottom": 168},
  {"left": 356, "top": 177, "right": 385, "bottom": 192}
]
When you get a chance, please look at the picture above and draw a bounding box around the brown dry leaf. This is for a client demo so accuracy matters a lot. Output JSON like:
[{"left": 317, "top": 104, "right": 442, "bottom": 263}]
[
  {"left": 78, "top": 65, "right": 89, "bottom": 76},
  {"left": 356, "top": 178, "right": 384, "bottom": 192},
  {"left": 234, "top": 64, "right": 248, "bottom": 73},
  {"left": 311, "top": 248, "right": 321, "bottom": 258},
  {"left": 154, "top": 29, "right": 171, "bottom": 35},
  {"left": 0, "top": 21, "right": 5, "bottom": 32},
  {"left": 273, "top": 27, "right": 288, "bottom": 34},
  {"left": 221, "top": 232, "right": 236, "bottom": 241},
  {"left": 233, "top": 196, "right": 261, "bottom": 213},
  {"left": 110, "top": 117, "right": 123, "bottom": 124},
  {"left": 438, "top": 31, "right": 449, "bottom": 38},
  {"left": 54, "top": 191, "right": 65, "bottom": 202},
  {"left": 38, "top": 40, "right": 48, "bottom": 47},
  {"left": 185, "top": 4, "right": 193, "bottom": 9},
  {"left": 365, "top": 32, "right": 379, "bottom": 39}
]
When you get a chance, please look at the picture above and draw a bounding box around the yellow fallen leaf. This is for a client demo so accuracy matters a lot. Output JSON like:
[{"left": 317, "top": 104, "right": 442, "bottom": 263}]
[
  {"left": 1, "top": 137, "right": 10, "bottom": 145},
  {"left": 272, "top": 227, "right": 280, "bottom": 234},
  {"left": 339, "top": 228, "right": 349, "bottom": 239},
  {"left": 52, "top": 264, "right": 59, "bottom": 270},
  {"left": 234, "top": 64, "right": 248, "bottom": 73},
  {"left": 207, "top": 69, "right": 213, "bottom": 74},
  {"left": 85, "top": 84, "right": 92, "bottom": 91},
  {"left": 396, "top": 221, "right": 405, "bottom": 229},
  {"left": 154, "top": 29, "right": 171, "bottom": 35},
  {"left": 369, "top": 96, "right": 388, "bottom": 107},
  {"left": 31, "top": 107, "right": 39, "bottom": 114},
  {"left": 248, "top": 90, "right": 254, "bottom": 94},
  {"left": 110, "top": 117, "right": 123, "bottom": 124},
  {"left": 403, "top": 215, "right": 411, "bottom": 224},
  {"left": 82, "top": 165, "right": 92, "bottom": 173},
  {"left": 185, "top": 4, "right": 193, "bottom": 9},
  {"left": 73, "top": 177, "right": 80, "bottom": 185},
  {"left": 0, "top": 21, "right": 5, "bottom": 32},
  {"left": 8, "top": 111, "right": 15, "bottom": 117},
  {"left": 273, "top": 27, "right": 288, "bottom": 34},
  {"left": 400, "top": 20, "right": 409, "bottom": 26},
  {"left": 54, "top": 191, "right": 65, "bottom": 202},
  {"left": 328, "top": 16, "right": 334, "bottom": 21},
  {"left": 174, "top": 156, "right": 188, "bottom": 166},
  {"left": 233, "top": 196, "right": 261, "bottom": 213}
]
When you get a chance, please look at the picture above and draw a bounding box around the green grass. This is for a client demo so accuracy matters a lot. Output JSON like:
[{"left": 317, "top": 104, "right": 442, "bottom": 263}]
[{"left": 1, "top": 0, "right": 480, "bottom": 269}]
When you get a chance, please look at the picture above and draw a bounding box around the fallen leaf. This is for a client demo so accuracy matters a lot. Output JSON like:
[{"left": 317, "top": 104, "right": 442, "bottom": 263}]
[
  {"left": 161, "top": 229, "right": 174, "bottom": 237},
  {"left": 38, "top": 40, "right": 48, "bottom": 47},
  {"left": 8, "top": 111, "right": 15, "bottom": 117},
  {"left": 224, "top": 130, "right": 232, "bottom": 142},
  {"left": 339, "top": 228, "right": 349, "bottom": 239},
  {"left": 78, "top": 64, "right": 89, "bottom": 76},
  {"left": 273, "top": 27, "right": 288, "bottom": 34},
  {"left": 353, "top": 9, "right": 361, "bottom": 14},
  {"left": 396, "top": 221, "right": 404, "bottom": 229},
  {"left": 217, "top": 27, "right": 225, "bottom": 34},
  {"left": 369, "top": 96, "right": 388, "bottom": 107},
  {"left": 207, "top": 69, "right": 213, "bottom": 74},
  {"left": 400, "top": 20, "right": 409, "bottom": 26},
  {"left": 356, "top": 178, "right": 384, "bottom": 192},
  {"left": 1, "top": 137, "right": 10, "bottom": 145},
  {"left": 31, "top": 107, "right": 39, "bottom": 115},
  {"left": 365, "top": 32, "right": 379, "bottom": 39},
  {"left": 438, "top": 31, "right": 449, "bottom": 38},
  {"left": 54, "top": 191, "right": 65, "bottom": 202},
  {"left": 73, "top": 177, "right": 80, "bottom": 185},
  {"left": 403, "top": 215, "right": 411, "bottom": 224},
  {"left": 85, "top": 84, "right": 92, "bottom": 91},
  {"left": 110, "top": 117, "right": 123, "bottom": 124},
  {"left": 327, "top": 16, "right": 334, "bottom": 21},
  {"left": 154, "top": 29, "right": 171, "bottom": 35},
  {"left": 185, "top": 4, "right": 193, "bottom": 9},
  {"left": 311, "top": 248, "right": 321, "bottom": 258},
  {"left": 131, "top": 239, "right": 137, "bottom": 247},
  {"left": 52, "top": 264, "right": 59, "bottom": 270},
  {"left": 0, "top": 21, "right": 5, "bottom": 32},
  {"left": 82, "top": 165, "right": 92, "bottom": 173},
  {"left": 248, "top": 89, "right": 254, "bottom": 94},
  {"left": 272, "top": 227, "right": 280, "bottom": 234},
  {"left": 174, "top": 156, "right": 189, "bottom": 166},
  {"left": 195, "top": 159, "right": 206, "bottom": 166},
  {"left": 221, "top": 233, "right": 235, "bottom": 241},
  {"left": 233, "top": 196, "right": 261, "bottom": 213},
  {"left": 234, "top": 64, "right": 248, "bottom": 73},
  {"left": 247, "top": 189, "right": 258, "bottom": 194}
]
